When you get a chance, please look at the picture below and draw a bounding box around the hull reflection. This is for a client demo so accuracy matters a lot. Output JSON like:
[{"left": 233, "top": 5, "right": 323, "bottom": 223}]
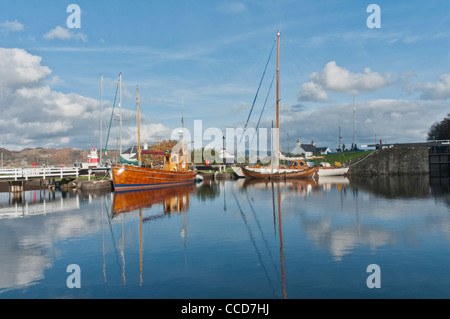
[
  {"left": 112, "top": 184, "right": 197, "bottom": 216},
  {"left": 242, "top": 178, "right": 320, "bottom": 196},
  {"left": 242, "top": 178, "right": 318, "bottom": 189}
]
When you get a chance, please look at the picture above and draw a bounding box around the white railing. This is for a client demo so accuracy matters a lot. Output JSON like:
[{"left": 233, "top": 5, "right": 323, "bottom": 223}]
[{"left": 0, "top": 167, "right": 79, "bottom": 181}]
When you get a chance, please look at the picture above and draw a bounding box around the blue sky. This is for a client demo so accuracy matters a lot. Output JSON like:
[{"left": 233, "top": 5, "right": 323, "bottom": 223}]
[{"left": 0, "top": 0, "right": 449, "bottom": 152}]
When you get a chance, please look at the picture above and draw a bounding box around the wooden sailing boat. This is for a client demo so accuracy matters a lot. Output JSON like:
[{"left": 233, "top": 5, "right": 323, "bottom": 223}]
[
  {"left": 112, "top": 87, "right": 197, "bottom": 192},
  {"left": 241, "top": 164, "right": 317, "bottom": 179},
  {"left": 241, "top": 31, "right": 317, "bottom": 180}
]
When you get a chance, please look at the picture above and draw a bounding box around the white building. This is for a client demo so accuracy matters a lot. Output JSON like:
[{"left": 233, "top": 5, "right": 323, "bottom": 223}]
[{"left": 291, "top": 140, "right": 331, "bottom": 157}]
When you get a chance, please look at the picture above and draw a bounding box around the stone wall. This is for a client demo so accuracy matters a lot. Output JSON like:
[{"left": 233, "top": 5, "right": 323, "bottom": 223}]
[{"left": 347, "top": 146, "right": 429, "bottom": 176}]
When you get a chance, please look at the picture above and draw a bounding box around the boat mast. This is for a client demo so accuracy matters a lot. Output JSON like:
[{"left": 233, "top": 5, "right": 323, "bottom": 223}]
[
  {"left": 275, "top": 30, "right": 280, "bottom": 169},
  {"left": 181, "top": 99, "right": 185, "bottom": 157},
  {"left": 353, "top": 97, "right": 356, "bottom": 150},
  {"left": 271, "top": 120, "right": 274, "bottom": 173},
  {"left": 119, "top": 73, "right": 123, "bottom": 160},
  {"left": 100, "top": 74, "right": 103, "bottom": 166},
  {"left": 137, "top": 86, "right": 142, "bottom": 166}
]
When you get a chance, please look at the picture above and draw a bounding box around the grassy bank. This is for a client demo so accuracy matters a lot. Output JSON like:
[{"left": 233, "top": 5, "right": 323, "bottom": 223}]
[{"left": 310, "top": 150, "right": 374, "bottom": 166}]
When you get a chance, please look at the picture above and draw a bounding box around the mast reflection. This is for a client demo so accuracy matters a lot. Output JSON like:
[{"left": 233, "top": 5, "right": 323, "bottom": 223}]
[{"left": 104, "top": 184, "right": 197, "bottom": 286}]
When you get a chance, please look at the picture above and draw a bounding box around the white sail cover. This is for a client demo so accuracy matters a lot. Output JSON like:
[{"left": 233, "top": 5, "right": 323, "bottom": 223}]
[{"left": 278, "top": 153, "right": 305, "bottom": 161}]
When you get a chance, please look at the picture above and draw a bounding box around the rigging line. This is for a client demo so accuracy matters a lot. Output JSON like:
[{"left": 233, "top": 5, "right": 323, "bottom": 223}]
[
  {"left": 100, "top": 195, "right": 107, "bottom": 282},
  {"left": 250, "top": 70, "right": 276, "bottom": 147},
  {"left": 232, "top": 190, "right": 278, "bottom": 298},
  {"left": 102, "top": 209, "right": 107, "bottom": 283},
  {"left": 348, "top": 149, "right": 379, "bottom": 167},
  {"left": 238, "top": 37, "right": 277, "bottom": 148},
  {"left": 120, "top": 214, "right": 126, "bottom": 286},
  {"left": 104, "top": 79, "right": 120, "bottom": 160},
  {"left": 103, "top": 197, "right": 124, "bottom": 282},
  {"left": 244, "top": 189, "right": 281, "bottom": 280}
]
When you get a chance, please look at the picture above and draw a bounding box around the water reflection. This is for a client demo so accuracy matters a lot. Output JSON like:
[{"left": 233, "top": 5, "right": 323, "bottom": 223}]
[
  {"left": 112, "top": 184, "right": 197, "bottom": 217},
  {"left": 101, "top": 184, "right": 198, "bottom": 287},
  {"left": 232, "top": 179, "right": 288, "bottom": 298},
  {"left": 0, "top": 189, "right": 107, "bottom": 293},
  {"left": 240, "top": 175, "right": 450, "bottom": 264},
  {"left": 231, "top": 177, "right": 351, "bottom": 298},
  {"left": 242, "top": 178, "right": 319, "bottom": 194},
  {"left": 430, "top": 177, "right": 450, "bottom": 206},
  {"left": 195, "top": 179, "right": 220, "bottom": 201},
  {"left": 0, "top": 190, "right": 80, "bottom": 219},
  {"left": 0, "top": 175, "right": 449, "bottom": 298},
  {"left": 348, "top": 175, "right": 431, "bottom": 199},
  {"left": 240, "top": 176, "right": 349, "bottom": 197}
]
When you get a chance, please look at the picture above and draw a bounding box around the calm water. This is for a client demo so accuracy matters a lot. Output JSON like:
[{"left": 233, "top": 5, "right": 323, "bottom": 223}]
[{"left": 0, "top": 175, "right": 449, "bottom": 299}]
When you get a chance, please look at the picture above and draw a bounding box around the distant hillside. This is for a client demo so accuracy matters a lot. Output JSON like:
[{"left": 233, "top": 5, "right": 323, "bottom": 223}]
[
  {"left": 0, "top": 140, "right": 177, "bottom": 167},
  {"left": 0, "top": 147, "right": 90, "bottom": 167}
]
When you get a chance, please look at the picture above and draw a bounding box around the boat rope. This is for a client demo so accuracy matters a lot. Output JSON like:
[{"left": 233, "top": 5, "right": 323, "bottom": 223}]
[
  {"left": 250, "top": 70, "right": 276, "bottom": 147},
  {"left": 232, "top": 191, "right": 278, "bottom": 296},
  {"left": 104, "top": 79, "right": 120, "bottom": 161},
  {"left": 243, "top": 189, "right": 280, "bottom": 280},
  {"left": 347, "top": 149, "right": 379, "bottom": 167},
  {"left": 238, "top": 36, "right": 277, "bottom": 147},
  {"left": 103, "top": 198, "right": 124, "bottom": 282}
]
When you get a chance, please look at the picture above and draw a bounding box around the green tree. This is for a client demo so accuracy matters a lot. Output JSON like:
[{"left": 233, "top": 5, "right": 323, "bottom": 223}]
[{"left": 427, "top": 115, "right": 450, "bottom": 141}]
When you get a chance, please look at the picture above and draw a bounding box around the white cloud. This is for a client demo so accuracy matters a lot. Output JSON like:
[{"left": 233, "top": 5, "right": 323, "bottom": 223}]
[
  {"left": 416, "top": 73, "right": 450, "bottom": 100},
  {"left": 230, "top": 101, "right": 251, "bottom": 114},
  {"left": 218, "top": 2, "right": 247, "bottom": 14},
  {"left": 43, "top": 26, "right": 87, "bottom": 42},
  {"left": 298, "top": 61, "right": 393, "bottom": 101},
  {"left": 47, "top": 75, "right": 63, "bottom": 85},
  {"left": 0, "top": 47, "right": 170, "bottom": 150},
  {"left": 297, "top": 81, "right": 328, "bottom": 102},
  {"left": 120, "top": 123, "right": 172, "bottom": 147},
  {"left": 0, "top": 48, "right": 50, "bottom": 87},
  {"left": 304, "top": 30, "right": 432, "bottom": 48},
  {"left": 0, "top": 19, "right": 24, "bottom": 33},
  {"left": 278, "top": 99, "right": 448, "bottom": 148}
]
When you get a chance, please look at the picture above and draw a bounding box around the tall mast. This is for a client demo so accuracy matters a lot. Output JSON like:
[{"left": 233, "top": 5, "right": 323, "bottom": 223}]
[
  {"left": 119, "top": 73, "right": 123, "bottom": 158},
  {"left": 100, "top": 74, "right": 103, "bottom": 166},
  {"left": 353, "top": 97, "right": 356, "bottom": 149},
  {"left": 181, "top": 99, "right": 184, "bottom": 156},
  {"left": 137, "top": 86, "right": 142, "bottom": 165},
  {"left": 275, "top": 30, "right": 280, "bottom": 169},
  {"left": 271, "top": 120, "right": 274, "bottom": 173}
]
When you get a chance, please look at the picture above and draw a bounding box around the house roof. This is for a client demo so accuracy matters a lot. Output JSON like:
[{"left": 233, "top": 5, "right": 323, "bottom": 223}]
[
  {"left": 292, "top": 144, "right": 329, "bottom": 155},
  {"left": 292, "top": 143, "right": 315, "bottom": 154}
]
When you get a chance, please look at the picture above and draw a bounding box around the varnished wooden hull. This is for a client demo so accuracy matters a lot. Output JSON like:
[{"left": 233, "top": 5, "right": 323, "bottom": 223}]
[
  {"left": 241, "top": 166, "right": 317, "bottom": 180},
  {"left": 112, "top": 164, "right": 197, "bottom": 192}
]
